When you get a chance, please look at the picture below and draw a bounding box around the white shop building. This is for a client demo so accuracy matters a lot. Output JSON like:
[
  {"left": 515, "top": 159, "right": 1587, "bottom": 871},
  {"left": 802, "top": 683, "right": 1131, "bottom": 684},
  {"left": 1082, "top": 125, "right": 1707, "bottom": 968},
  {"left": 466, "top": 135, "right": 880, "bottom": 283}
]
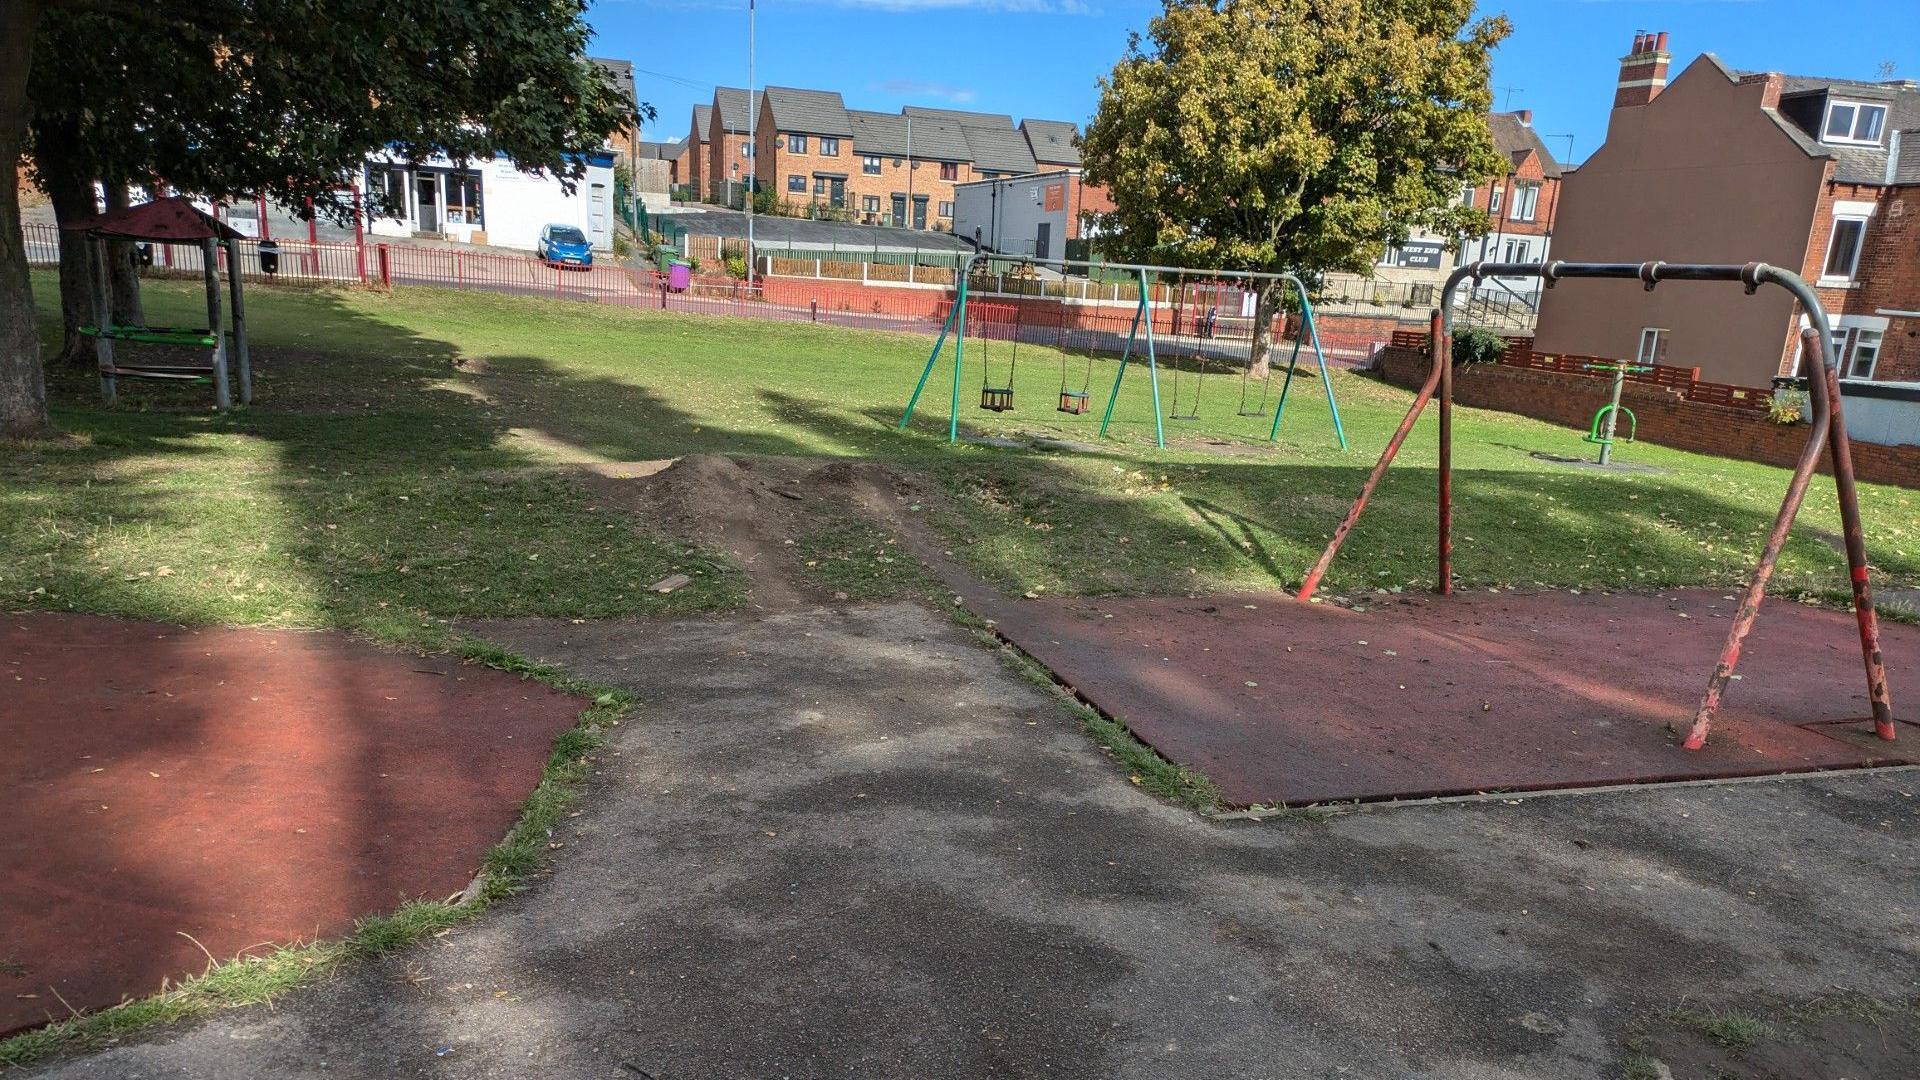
[{"left": 360, "top": 149, "right": 616, "bottom": 252}]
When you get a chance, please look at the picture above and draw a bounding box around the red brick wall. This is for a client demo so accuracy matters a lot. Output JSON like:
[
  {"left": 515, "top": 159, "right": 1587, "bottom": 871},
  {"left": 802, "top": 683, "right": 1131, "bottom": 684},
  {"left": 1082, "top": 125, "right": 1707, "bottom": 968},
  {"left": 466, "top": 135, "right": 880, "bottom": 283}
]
[
  {"left": 1376, "top": 345, "right": 1920, "bottom": 489},
  {"left": 1804, "top": 177, "right": 1920, "bottom": 383}
]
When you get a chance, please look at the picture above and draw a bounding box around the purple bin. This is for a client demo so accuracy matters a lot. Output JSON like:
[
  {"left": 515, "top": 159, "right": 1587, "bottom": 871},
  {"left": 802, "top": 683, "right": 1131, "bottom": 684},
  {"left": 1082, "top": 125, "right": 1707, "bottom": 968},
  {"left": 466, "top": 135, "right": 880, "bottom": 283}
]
[{"left": 668, "top": 262, "right": 691, "bottom": 292}]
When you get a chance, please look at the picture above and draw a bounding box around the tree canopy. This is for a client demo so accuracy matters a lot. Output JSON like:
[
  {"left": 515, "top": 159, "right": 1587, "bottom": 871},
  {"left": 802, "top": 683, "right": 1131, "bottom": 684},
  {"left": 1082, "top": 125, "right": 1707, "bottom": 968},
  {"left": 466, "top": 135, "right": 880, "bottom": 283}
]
[
  {"left": 1, "top": 0, "right": 645, "bottom": 435},
  {"left": 1080, "top": 0, "right": 1509, "bottom": 300}
]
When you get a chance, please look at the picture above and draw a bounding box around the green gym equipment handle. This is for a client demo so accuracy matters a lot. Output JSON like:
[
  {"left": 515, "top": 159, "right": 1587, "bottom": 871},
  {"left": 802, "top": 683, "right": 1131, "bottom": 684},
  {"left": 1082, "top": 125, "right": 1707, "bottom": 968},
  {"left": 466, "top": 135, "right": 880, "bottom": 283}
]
[{"left": 1584, "top": 404, "right": 1636, "bottom": 446}]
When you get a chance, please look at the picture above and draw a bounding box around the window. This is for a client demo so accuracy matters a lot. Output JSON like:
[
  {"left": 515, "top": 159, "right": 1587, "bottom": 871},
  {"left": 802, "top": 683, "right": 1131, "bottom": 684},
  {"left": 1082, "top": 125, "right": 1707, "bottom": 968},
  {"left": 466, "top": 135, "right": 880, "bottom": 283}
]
[
  {"left": 1508, "top": 181, "right": 1540, "bottom": 222},
  {"left": 1822, "top": 100, "right": 1887, "bottom": 145},
  {"left": 787, "top": 174, "right": 806, "bottom": 193},
  {"left": 1823, "top": 216, "right": 1868, "bottom": 281},
  {"left": 1376, "top": 243, "right": 1403, "bottom": 268},
  {"left": 789, "top": 134, "right": 808, "bottom": 154},
  {"left": 862, "top": 155, "right": 882, "bottom": 175},
  {"left": 741, "top": 142, "right": 753, "bottom": 158},
  {"left": 939, "top": 162, "right": 958, "bottom": 181},
  {"left": 1459, "top": 183, "right": 1477, "bottom": 208},
  {"left": 1637, "top": 327, "right": 1669, "bottom": 366},
  {"left": 1489, "top": 186, "right": 1504, "bottom": 215},
  {"left": 1845, "top": 328, "right": 1883, "bottom": 379},
  {"left": 445, "top": 172, "right": 483, "bottom": 226},
  {"left": 862, "top": 195, "right": 881, "bottom": 213},
  {"left": 365, "top": 166, "right": 409, "bottom": 218},
  {"left": 813, "top": 176, "right": 827, "bottom": 195},
  {"left": 1502, "top": 238, "right": 1528, "bottom": 263},
  {"left": 978, "top": 171, "right": 999, "bottom": 180},
  {"left": 819, "top": 137, "right": 839, "bottom": 156},
  {"left": 938, "top": 200, "right": 954, "bottom": 218}
]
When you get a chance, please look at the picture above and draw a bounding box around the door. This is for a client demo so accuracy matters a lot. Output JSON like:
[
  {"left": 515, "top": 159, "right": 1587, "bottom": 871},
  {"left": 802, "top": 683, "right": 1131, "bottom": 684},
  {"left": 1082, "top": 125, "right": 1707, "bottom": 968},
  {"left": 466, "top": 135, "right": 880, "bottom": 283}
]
[
  {"left": 589, "top": 182, "right": 610, "bottom": 245},
  {"left": 891, "top": 195, "right": 907, "bottom": 227},
  {"left": 912, "top": 196, "right": 928, "bottom": 229},
  {"left": 1035, "top": 222, "right": 1052, "bottom": 262},
  {"left": 829, "top": 178, "right": 846, "bottom": 209},
  {"left": 415, "top": 173, "right": 439, "bottom": 232}
]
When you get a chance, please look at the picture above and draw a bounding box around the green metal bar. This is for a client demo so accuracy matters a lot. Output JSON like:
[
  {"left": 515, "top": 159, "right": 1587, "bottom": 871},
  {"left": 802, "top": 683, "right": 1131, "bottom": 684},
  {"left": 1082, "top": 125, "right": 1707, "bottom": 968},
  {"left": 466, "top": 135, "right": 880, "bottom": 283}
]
[
  {"left": 898, "top": 290, "right": 963, "bottom": 429},
  {"left": 1267, "top": 280, "right": 1347, "bottom": 449},
  {"left": 1098, "top": 283, "right": 1147, "bottom": 437},
  {"left": 1141, "top": 270, "right": 1165, "bottom": 449},
  {"left": 1267, "top": 321, "right": 1308, "bottom": 441},
  {"left": 949, "top": 270, "right": 970, "bottom": 444}
]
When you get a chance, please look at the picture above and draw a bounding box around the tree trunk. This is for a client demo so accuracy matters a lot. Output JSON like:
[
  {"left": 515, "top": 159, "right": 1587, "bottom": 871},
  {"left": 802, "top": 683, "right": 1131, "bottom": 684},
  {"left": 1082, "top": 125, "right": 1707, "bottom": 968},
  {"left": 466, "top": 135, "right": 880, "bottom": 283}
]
[
  {"left": 0, "top": 0, "right": 49, "bottom": 438},
  {"left": 33, "top": 119, "right": 99, "bottom": 366},
  {"left": 103, "top": 181, "right": 144, "bottom": 326},
  {"left": 1246, "top": 280, "right": 1286, "bottom": 380}
]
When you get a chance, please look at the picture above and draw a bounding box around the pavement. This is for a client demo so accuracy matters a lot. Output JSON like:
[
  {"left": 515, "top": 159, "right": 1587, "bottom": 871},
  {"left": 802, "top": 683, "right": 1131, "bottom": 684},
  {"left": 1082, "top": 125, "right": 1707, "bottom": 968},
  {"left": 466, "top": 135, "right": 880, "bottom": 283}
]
[{"left": 26, "top": 602, "right": 1920, "bottom": 1079}]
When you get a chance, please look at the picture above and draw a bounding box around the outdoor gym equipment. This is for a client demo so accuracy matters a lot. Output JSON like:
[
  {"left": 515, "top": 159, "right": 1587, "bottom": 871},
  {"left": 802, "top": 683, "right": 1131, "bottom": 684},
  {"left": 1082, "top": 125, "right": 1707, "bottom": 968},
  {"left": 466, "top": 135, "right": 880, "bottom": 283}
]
[
  {"left": 898, "top": 255, "right": 1347, "bottom": 450},
  {"left": 1581, "top": 359, "right": 1652, "bottom": 465},
  {"left": 1299, "top": 259, "right": 1895, "bottom": 752},
  {"left": 68, "top": 196, "right": 254, "bottom": 409}
]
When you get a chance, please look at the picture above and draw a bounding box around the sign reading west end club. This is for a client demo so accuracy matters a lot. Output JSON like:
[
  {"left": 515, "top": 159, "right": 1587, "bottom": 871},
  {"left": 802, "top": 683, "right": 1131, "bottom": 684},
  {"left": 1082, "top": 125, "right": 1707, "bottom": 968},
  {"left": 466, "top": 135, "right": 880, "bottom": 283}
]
[
  {"left": 1387, "top": 240, "right": 1446, "bottom": 269},
  {"left": 1043, "top": 184, "right": 1065, "bottom": 212}
]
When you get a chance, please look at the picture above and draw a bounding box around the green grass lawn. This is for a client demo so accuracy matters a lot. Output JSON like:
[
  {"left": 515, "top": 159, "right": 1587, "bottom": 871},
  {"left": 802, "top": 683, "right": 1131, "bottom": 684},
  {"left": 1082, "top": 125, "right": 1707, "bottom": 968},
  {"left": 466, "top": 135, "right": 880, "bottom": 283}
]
[{"left": 8, "top": 271, "right": 1917, "bottom": 632}]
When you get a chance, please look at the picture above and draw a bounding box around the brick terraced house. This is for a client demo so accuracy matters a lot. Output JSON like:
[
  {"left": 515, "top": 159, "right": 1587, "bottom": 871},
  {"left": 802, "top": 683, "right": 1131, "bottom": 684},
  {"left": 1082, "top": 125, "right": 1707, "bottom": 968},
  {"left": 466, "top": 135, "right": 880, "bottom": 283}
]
[
  {"left": 1536, "top": 32, "right": 1920, "bottom": 386},
  {"left": 705, "top": 87, "right": 761, "bottom": 206}
]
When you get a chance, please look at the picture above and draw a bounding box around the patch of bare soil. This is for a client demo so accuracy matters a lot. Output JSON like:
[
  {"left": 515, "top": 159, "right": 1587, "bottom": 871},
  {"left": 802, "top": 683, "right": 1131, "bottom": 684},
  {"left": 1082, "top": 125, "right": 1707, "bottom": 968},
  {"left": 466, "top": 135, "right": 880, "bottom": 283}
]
[
  {"left": 1628, "top": 997, "right": 1919, "bottom": 1080},
  {"left": 580, "top": 453, "right": 929, "bottom": 613}
]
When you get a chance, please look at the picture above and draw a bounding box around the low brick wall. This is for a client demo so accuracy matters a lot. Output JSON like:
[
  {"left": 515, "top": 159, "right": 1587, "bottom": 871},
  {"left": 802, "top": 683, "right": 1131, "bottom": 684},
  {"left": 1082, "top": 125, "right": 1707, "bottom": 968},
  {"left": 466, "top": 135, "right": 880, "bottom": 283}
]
[{"left": 1376, "top": 346, "right": 1920, "bottom": 490}]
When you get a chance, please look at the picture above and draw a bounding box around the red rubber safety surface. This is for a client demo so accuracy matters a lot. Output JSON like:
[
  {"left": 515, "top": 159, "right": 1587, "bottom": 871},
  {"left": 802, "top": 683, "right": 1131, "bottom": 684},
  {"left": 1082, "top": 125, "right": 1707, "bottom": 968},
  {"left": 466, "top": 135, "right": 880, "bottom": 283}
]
[
  {"left": 1, "top": 614, "right": 585, "bottom": 1035},
  {"left": 983, "top": 589, "right": 1919, "bottom": 807}
]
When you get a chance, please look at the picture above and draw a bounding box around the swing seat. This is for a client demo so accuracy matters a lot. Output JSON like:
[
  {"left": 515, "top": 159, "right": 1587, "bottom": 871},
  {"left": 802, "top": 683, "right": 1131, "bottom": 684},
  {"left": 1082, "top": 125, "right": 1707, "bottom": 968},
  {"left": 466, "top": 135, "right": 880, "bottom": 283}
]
[
  {"left": 981, "top": 387, "right": 1015, "bottom": 412},
  {"left": 1237, "top": 404, "right": 1268, "bottom": 418},
  {"left": 1057, "top": 390, "right": 1089, "bottom": 414}
]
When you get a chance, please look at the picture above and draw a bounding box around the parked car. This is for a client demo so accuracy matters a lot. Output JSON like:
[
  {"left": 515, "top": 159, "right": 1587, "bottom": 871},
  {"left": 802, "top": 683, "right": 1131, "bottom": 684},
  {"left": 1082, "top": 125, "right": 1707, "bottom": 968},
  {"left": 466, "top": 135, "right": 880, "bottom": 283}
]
[{"left": 537, "top": 224, "right": 593, "bottom": 268}]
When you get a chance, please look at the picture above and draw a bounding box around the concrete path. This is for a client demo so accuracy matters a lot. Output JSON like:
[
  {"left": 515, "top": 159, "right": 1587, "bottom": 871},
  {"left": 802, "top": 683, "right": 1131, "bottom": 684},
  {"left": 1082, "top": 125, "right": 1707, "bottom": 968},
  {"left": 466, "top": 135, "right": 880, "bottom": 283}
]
[{"left": 29, "top": 602, "right": 1918, "bottom": 1079}]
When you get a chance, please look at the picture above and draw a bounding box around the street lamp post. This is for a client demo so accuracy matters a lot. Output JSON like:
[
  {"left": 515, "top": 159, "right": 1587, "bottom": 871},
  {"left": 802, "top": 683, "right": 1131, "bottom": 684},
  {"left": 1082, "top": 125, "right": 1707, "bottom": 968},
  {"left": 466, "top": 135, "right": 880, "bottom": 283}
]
[{"left": 745, "top": 0, "right": 756, "bottom": 292}]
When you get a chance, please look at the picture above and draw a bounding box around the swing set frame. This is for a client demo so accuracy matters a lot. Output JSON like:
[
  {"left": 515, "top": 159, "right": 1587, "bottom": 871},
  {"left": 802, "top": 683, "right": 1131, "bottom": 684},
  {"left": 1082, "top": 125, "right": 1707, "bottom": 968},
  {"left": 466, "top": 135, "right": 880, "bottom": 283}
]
[
  {"left": 1300, "top": 259, "right": 1895, "bottom": 752},
  {"left": 897, "top": 254, "right": 1346, "bottom": 450}
]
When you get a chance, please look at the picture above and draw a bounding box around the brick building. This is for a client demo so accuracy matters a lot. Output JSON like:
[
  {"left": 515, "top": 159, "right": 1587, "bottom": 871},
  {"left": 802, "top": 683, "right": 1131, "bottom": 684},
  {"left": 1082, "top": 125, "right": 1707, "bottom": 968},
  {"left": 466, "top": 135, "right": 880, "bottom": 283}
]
[
  {"left": 1536, "top": 31, "right": 1920, "bottom": 386},
  {"left": 705, "top": 87, "right": 760, "bottom": 205},
  {"left": 679, "top": 104, "right": 711, "bottom": 196}
]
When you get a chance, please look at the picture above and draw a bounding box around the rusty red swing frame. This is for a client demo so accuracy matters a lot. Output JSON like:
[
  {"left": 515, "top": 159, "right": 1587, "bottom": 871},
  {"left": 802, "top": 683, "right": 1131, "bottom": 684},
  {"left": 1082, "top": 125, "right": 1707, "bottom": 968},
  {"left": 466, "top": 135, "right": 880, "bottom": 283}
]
[{"left": 1300, "top": 259, "right": 1895, "bottom": 751}]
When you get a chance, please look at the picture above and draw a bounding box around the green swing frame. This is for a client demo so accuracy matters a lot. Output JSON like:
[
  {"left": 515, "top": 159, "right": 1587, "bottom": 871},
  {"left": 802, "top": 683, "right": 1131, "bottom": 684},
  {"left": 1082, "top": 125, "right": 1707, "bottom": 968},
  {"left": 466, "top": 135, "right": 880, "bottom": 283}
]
[{"left": 897, "top": 254, "right": 1345, "bottom": 450}]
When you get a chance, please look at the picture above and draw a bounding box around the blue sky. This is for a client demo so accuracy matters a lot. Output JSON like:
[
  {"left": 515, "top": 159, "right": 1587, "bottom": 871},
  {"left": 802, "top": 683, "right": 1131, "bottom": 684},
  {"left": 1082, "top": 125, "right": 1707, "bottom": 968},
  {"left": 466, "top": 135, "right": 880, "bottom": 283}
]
[{"left": 591, "top": 0, "right": 1916, "bottom": 167}]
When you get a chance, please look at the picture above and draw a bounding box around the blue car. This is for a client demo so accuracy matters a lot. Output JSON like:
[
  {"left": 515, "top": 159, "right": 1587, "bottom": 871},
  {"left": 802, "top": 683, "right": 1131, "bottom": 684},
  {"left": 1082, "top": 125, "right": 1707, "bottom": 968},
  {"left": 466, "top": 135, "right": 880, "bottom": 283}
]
[{"left": 537, "top": 224, "right": 593, "bottom": 269}]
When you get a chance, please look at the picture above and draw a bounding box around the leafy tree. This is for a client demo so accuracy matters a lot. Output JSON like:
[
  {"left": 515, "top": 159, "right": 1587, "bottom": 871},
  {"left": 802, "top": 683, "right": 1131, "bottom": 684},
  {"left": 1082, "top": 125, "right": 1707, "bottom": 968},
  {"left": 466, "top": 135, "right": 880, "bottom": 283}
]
[
  {"left": 1, "top": 0, "right": 644, "bottom": 436},
  {"left": 1080, "top": 0, "right": 1510, "bottom": 376}
]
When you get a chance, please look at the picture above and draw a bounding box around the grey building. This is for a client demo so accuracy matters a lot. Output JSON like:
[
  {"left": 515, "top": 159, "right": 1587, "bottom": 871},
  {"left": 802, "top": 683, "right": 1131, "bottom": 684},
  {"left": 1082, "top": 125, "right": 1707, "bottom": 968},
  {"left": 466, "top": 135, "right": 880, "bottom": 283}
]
[{"left": 953, "top": 170, "right": 1086, "bottom": 262}]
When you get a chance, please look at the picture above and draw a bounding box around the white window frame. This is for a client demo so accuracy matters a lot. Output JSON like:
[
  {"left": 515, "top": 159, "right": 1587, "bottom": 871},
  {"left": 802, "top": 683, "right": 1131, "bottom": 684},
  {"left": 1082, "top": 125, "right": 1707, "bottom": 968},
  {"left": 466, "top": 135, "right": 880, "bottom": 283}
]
[
  {"left": 1636, "top": 327, "right": 1669, "bottom": 366},
  {"left": 1821, "top": 99, "right": 1888, "bottom": 146},
  {"left": 1819, "top": 201, "right": 1875, "bottom": 286},
  {"left": 1508, "top": 181, "right": 1540, "bottom": 223},
  {"left": 1489, "top": 185, "right": 1504, "bottom": 216},
  {"left": 1845, "top": 328, "right": 1883, "bottom": 379},
  {"left": 1459, "top": 183, "right": 1476, "bottom": 208},
  {"left": 1377, "top": 242, "right": 1403, "bottom": 268}
]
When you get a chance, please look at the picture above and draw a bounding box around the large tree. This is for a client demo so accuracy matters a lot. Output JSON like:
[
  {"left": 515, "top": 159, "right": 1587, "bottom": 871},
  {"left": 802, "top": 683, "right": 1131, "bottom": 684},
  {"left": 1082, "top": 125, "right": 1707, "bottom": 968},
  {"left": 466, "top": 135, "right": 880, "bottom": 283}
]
[
  {"left": 2, "top": 0, "right": 641, "bottom": 436},
  {"left": 1080, "top": 0, "right": 1510, "bottom": 376}
]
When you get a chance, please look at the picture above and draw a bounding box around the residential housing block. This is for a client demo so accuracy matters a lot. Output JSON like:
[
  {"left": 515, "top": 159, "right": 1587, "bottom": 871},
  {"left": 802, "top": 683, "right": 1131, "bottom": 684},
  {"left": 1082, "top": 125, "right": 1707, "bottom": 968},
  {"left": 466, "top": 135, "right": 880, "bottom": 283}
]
[{"left": 1536, "top": 32, "right": 1920, "bottom": 386}]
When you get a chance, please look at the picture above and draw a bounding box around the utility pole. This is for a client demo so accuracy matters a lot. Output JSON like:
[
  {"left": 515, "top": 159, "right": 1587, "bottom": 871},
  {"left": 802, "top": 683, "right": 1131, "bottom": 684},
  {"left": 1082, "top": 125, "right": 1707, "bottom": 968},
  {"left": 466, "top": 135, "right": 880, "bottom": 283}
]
[{"left": 745, "top": 0, "right": 756, "bottom": 292}]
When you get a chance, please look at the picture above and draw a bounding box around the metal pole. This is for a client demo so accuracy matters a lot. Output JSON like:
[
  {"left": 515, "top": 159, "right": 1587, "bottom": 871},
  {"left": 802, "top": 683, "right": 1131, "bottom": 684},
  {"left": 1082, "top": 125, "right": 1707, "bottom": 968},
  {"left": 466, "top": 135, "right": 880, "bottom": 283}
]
[
  {"left": 1097, "top": 289, "right": 1145, "bottom": 438},
  {"left": 224, "top": 237, "right": 251, "bottom": 405},
  {"left": 1682, "top": 327, "right": 1834, "bottom": 749},
  {"left": 899, "top": 264, "right": 969, "bottom": 427},
  {"left": 92, "top": 235, "right": 115, "bottom": 406},
  {"left": 1437, "top": 306, "right": 1453, "bottom": 596},
  {"left": 745, "top": 0, "right": 756, "bottom": 294},
  {"left": 949, "top": 267, "right": 970, "bottom": 443},
  {"left": 1142, "top": 270, "right": 1165, "bottom": 449},
  {"left": 1597, "top": 365, "right": 1626, "bottom": 466},
  {"left": 202, "top": 238, "right": 231, "bottom": 410},
  {"left": 1819, "top": 356, "right": 1896, "bottom": 741}
]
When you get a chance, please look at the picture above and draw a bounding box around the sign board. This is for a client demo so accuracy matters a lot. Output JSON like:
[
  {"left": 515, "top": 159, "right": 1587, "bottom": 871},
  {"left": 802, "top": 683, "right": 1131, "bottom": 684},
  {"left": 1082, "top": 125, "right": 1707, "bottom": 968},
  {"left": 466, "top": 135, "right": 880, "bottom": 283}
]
[
  {"left": 1043, "top": 183, "right": 1065, "bottom": 212},
  {"left": 1393, "top": 240, "right": 1446, "bottom": 269}
]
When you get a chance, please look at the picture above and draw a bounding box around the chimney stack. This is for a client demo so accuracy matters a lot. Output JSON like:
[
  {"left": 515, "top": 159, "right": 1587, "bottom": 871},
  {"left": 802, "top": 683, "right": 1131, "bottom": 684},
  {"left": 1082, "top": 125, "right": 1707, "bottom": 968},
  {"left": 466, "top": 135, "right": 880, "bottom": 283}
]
[
  {"left": 1514, "top": 108, "right": 1533, "bottom": 126},
  {"left": 1613, "top": 29, "right": 1671, "bottom": 111}
]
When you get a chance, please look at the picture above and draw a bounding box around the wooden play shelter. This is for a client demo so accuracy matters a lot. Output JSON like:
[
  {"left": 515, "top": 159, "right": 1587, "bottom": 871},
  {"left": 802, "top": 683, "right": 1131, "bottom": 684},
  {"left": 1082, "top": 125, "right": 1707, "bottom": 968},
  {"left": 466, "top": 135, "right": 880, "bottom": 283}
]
[{"left": 68, "top": 196, "right": 253, "bottom": 409}]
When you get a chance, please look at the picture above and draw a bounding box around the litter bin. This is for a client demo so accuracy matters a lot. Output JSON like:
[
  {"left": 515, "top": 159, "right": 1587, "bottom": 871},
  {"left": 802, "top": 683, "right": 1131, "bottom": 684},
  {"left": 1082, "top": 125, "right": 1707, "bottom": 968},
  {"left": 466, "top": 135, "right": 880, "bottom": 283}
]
[
  {"left": 257, "top": 239, "right": 280, "bottom": 276},
  {"left": 668, "top": 260, "right": 691, "bottom": 292}
]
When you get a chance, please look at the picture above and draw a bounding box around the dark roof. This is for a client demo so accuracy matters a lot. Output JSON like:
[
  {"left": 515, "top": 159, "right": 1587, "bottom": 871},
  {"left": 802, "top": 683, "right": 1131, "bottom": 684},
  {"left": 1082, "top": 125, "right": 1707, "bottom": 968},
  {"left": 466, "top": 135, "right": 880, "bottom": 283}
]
[
  {"left": 1727, "top": 60, "right": 1920, "bottom": 185},
  {"left": 67, "top": 196, "right": 244, "bottom": 241},
  {"left": 637, "top": 139, "right": 685, "bottom": 160},
  {"left": 904, "top": 106, "right": 1015, "bottom": 130},
  {"left": 763, "top": 86, "right": 852, "bottom": 137},
  {"left": 1021, "top": 119, "right": 1080, "bottom": 166},
  {"left": 713, "top": 87, "right": 759, "bottom": 134},
  {"left": 1487, "top": 111, "right": 1562, "bottom": 178},
  {"left": 592, "top": 58, "right": 637, "bottom": 111},
  {"left": 961, "top": 124, "right": 1038, "bottom": 174},
  {"left": 1895, "top": 131, "right": 1920, "bottom": 185},
  {"left": 854, "top": 109, "right": 971, "bottom": 162},
  {"left": 692, "top": 105, "right": 712, "bottom": 142}
]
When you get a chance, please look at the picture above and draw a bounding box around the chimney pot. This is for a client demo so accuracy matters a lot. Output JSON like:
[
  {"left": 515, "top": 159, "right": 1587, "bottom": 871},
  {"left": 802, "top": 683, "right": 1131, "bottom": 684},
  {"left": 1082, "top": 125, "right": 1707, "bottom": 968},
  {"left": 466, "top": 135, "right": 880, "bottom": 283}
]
[
  {"left": 1633, "top": 32, "right": 1646, "bottom": 53},
  {"left": 1516, "top": 109, "right": 1533, "bottom": 125},
  {"left": 1655, "top": 31, "right": 1669, "bottom": 52}
]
